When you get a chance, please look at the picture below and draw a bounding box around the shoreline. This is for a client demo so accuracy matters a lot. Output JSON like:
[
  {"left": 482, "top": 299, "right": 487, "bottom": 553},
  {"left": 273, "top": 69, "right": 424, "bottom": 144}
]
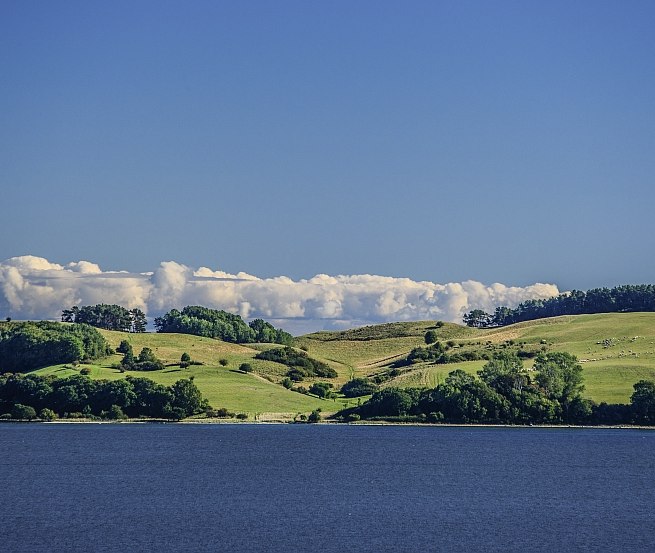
[{"left": 1, "top": 419, "right": 654, "bottom": 430}]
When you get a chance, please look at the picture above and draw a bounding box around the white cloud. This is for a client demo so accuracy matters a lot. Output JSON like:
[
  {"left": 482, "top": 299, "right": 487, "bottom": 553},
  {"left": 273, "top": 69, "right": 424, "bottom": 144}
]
[{"left": 0, "top": 255, "right": 560, "bottom": 334}]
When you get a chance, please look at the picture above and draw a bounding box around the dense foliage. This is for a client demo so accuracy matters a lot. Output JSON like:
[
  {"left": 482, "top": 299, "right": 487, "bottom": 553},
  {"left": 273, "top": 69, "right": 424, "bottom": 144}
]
[
  {"left": 153, "top": 306, "right": 293, "bottom": 345},
  {"left": 464, "top": 284, "right": 655, "bottom": 327},
  {"left": 340, "top": 377, "right": 378, "bottom": 398},
  {"left": 254, "top": 347, "right": 337, "bottom": 379},
  {"left": 119, "top": 346, "right": 166, "bottom": 372},
  {"left": 0, "top": 322, "right": 111, "bottom": 372},
  {"left": 0, "top": 373, "right": 209, "bottom": 420},
  {"left": 62, "top": 304, "right": 147, "bottom": 332},
  {"left": 339, "top": 351, "right": 654, "bottom": 425}
]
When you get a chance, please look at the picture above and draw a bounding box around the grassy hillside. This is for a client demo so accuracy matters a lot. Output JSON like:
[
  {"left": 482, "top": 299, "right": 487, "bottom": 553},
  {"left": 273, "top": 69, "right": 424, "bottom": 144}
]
[
  {"left": 29, "top": 313, "right": 655, "bottom": 415},
  {"left": 299, "top": 313, "right": 655, "bottom": 404},
  {"left": 33, "top": 330, "right": 355, "bottom": 420}
]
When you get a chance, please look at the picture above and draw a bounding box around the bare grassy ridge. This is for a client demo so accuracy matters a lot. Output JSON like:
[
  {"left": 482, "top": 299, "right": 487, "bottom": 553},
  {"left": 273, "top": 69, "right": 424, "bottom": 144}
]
[{"left": 31, "top": 313, "right": 655, "bottom": 415}]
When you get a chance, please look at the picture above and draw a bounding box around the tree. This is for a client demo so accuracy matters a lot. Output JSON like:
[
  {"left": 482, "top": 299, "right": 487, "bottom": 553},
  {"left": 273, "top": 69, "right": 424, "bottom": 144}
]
[
  {"left": 340, "top": 378, "right": 378, "bottom": 398},
  {"left": 424, "top": 330, "right": 438, "bottom": 345},
  {"left": 180, "top": 352, "right": 191, "bottom": 368},
  {"left": 534, "top": 352, "right": 584, "bottom": 420},
  {"left": 478, "top": 351, "right": 528, "bottom": 396},
  {"left": 309, "top": 382, "right": 333, "bottom": 398},
  {"left": 630, "top": 380, "right": 655, "bottom": 424},
  {"left": 239, "top": 363, "right": 253, "bottom": 373},
  {"left": 117, "top": 340, "right": 132, "bottom": 355},
  {"left": 130, "top": 308, "right": 147, "bottom": 333},
  {"left": 12, "top": 404, "right": 37, "bottom": 420},
  {"left": 39, "top": 408, "right": 57, "bottom": 421},
  {"left": 107, "top": 404, "right": 128, "bottom": 420},
  {"left": 308, "top": 409, "right": 321, "bottom": 423},
  {"left": 170, "top": 379, "right": 207, "bottom": 417},
  {"left": 365, "top": 388, "right": 416, "bottom": 417},
  {"left": 463, "top": 309, "right": 493, "bottom": 328}
]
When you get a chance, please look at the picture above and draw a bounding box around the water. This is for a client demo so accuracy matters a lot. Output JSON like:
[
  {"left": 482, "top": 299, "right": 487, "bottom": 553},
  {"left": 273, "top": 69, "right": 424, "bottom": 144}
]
[{"left": 1, "top": 424, "right": 654, "bottom": 552}]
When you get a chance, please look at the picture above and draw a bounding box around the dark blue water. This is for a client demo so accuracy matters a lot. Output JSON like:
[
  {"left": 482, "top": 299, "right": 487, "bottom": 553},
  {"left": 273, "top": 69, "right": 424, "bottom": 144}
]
[{"left": 1, "top": 424, "right": 654, "bottom": 552}]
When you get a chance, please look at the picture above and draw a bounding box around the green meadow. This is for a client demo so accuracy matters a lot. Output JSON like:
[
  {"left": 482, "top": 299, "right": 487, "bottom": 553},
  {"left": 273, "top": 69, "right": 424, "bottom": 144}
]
[{"left": 32, "top": 312, "right": 655, "bottom": 415}]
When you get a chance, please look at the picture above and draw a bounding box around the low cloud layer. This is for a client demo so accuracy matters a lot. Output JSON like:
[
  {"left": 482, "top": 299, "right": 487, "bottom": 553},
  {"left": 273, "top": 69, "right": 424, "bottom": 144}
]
[{"left": 0, "top": 256, "right": 560, "bottom": 334}]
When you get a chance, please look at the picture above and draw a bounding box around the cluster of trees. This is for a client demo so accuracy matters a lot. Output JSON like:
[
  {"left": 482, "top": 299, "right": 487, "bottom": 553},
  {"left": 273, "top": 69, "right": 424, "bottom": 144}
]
[
  {"left": 340, "top": 351, "right": 655, "bottom": 425},
  {"left": 62, "top": 304, "right": 147, "bottom": 333},
  {"left": 0, "top": 373, "right": 210, "bottom": 420},
  {"left": 153, "top": 306, "right": 293, "bottom": 345},
  {"left": 0, "top": 322, "right": 111, "bottom": 372},
  {"left": 464, "top": 284, "right": 655, "bottom": 328},
  {"left": 255, "top": 347, "right": 337, "bottom": 380},
  {"left": 340, "top": 377, "right": 379, "bottom": 398},
  {"left": 116, "top": 341, "right": 165, "bottom": 371}
]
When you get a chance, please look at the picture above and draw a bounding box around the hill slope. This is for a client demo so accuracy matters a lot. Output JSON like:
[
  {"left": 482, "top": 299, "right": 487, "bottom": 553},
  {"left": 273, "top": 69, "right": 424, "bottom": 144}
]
[
  {"left": 30, "top": 313, "right": 655, "bottom": 414},
  {"left": 298, "top": 313, "right": 655, "bottom": 404}
]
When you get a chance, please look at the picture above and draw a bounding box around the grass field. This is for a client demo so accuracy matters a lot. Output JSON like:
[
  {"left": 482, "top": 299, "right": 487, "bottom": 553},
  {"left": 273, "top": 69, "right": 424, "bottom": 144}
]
[
  {"left": 299, "top": 313, "right": 655, "bottom": 404},
  {"left": 30, "top": 313, "right": 655, "bottom": 414}
]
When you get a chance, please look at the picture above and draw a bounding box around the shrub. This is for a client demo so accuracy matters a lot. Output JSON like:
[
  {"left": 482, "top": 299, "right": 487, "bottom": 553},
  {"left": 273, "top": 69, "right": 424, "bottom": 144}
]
[
  {"left": 107, "top": 405, "right": 127, "bottom": 420},
  {"left": 307, "top": 410, "right": 321, "bottom": 423},
  {"left": 341, "top": 378, "right": 378, "bottom": 398},
  {"left": 236, "top": 413, "right": 248, "bottom": 420},
  {"left": 309, "top": 382, "right": 333, "bottom": 398},
  {"left": 12, "top": 404, "right": 37, "bottom": 420},
  {"left": 39, "top": 408, "right": 57, "bottom": 421},
  {"left": 239, "top": 363, "right": 253, "bottom": 373},
  {"left": 281, "top": 377, "right": 293, "bottom": 389},
  {"left": 214, "top": 407, "right": 236, "bottom": 418},
  {"left": 80, "top": 367, "right": 92, "bottom": 375},
  {"left": 424, "top": 330, "right": 438, "bottom": 345},
  {"left": 219, "top": 359, "right": 229, "bottom": 367},
  {"left": 117, "top": 340, "right": 132, "bottom": 354}
]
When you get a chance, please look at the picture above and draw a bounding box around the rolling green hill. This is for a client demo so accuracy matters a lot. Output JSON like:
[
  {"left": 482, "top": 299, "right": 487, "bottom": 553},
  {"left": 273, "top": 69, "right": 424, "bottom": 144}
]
[
  {"left": 30, "top": 313, "right": 655, "bottom": 416},
  {"left": 298, "top": 313, "right": 655, "bottom": 404}
]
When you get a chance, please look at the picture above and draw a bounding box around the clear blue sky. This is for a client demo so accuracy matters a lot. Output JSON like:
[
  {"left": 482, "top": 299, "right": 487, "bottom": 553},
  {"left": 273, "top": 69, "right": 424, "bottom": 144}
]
[{"left": 2, "top": 0, "right": 654, "bottom": 290}]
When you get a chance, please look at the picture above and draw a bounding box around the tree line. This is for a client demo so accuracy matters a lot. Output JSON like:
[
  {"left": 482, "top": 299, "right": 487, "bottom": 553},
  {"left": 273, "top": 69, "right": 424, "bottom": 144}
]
[
  {"left": 154, "top": 306, "right": 293, "bottom": 345},
  {"left": 62, "top": 304, "right": 147, "bottom": 332},
  {"left": 337, "top": 351, "right": 655, "bottom": 425},
  {"left": 0, "top": 373, "right": 210, "bottom": 421},
  {"left": 464, "top": 284, "right": 655, "bottom": 328},
  {"left": 0, "top": 321, "right": 111, "bottom": 372}
]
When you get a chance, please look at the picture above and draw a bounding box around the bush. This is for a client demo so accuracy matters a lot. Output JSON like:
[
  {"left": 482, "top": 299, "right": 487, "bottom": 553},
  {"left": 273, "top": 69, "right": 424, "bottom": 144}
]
[
  {"left": 12, "top": 404, "right": 37, "bottom": 420},
  {"left": 424, "top": 330, "right": 438, "bottom": 345},
  {"left": 281, "top": 377, "right": 293, "bottom": 389},
  {"left": 80, "top": 367, "right": 92, "bottom": 375},
  {"left": 214, "top": 407, "right": 236, "bottom": 418},
  {"left": 308, "top": 410, "right": 321, "bottom": 423},
  {"left": 341, "top": 378, "right": 378, "bottom": 398},
  {"left": 309, "top": 382, "right": 333, "bottom": 398},
  {"left": 117, "top": 340, "right": 132, "bottom": 354},
  {"left": 235, "top": 413, "right": 248, "bottom": 420},
  {"left": 219, "top": 359, "right": 229, "bottom": 367},
  {"left": 39, "top": 408, "right": 57, "bottom": 421},
  {"left": 239, "top": 363, "right": 253, "bottom": 373},
  {"left": 107, "top": 405, "right": 127, "bottom": 420}
]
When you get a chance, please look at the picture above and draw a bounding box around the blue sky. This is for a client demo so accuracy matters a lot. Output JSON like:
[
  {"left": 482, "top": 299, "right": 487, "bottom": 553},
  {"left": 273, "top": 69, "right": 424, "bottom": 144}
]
[{"left": 2, "top": 0, "right": 654, "bottom": 294}]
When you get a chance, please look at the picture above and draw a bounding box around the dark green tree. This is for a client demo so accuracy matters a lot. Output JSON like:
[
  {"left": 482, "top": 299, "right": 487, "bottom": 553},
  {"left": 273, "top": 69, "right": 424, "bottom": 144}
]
[
  {"left": 340, "top": 378, "right": 378, "bottom": 397},
  {"left": 130, "top": 308, "right": 147, "bottom": 333},
  {"left": 630, "top": 380, "right": 655, "bottom": 424}
]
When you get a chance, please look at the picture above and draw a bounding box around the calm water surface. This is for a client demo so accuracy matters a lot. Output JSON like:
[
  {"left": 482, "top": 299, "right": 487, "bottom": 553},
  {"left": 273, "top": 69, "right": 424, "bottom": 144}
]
[{"left": 1, "top": 424, "right": 654, "bottom": 552}]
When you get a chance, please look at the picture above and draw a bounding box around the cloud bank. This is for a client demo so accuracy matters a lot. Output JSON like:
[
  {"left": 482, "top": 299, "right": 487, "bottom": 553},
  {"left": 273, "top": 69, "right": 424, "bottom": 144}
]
[{"left": 0, "top": 256, "right": 559, "bottom": 335}]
